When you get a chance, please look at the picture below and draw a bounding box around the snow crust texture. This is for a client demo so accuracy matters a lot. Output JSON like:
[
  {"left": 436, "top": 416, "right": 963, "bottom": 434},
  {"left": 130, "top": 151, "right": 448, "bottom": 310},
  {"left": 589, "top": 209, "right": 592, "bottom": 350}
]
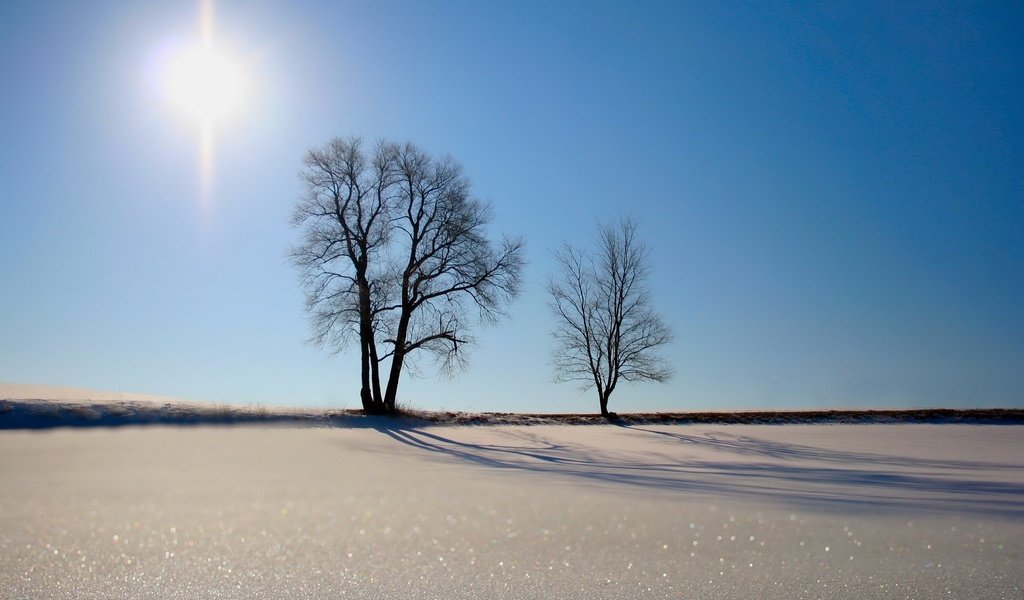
[{"left": 1, "top": 424, "right": 1022, "bottom": 599}]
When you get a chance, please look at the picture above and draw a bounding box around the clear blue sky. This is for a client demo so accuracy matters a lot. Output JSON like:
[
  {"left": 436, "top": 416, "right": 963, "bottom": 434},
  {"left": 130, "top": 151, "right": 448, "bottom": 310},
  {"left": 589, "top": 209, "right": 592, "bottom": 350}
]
[{"left": 1, "top": 0, "right": 1021, "bottom": 411}]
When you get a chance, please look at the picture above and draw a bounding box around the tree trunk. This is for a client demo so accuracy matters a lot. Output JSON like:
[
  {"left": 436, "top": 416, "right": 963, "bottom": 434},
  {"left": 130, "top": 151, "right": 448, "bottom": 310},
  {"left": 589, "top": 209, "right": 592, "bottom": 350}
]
[
  {"left": 369, "top": 340, "right": 383, "bottom": 407},
  {"left": 382, "top": 309, "right": 412, "bottom": 413},
  {"left": 359, "top": 375, "right": 373, "bottom": 412},
  {"left": 358, "top": 332, "right": 376, "bottom": 413},
  {"left": 358, "top": 277, "right": 385, "bottom": 414},
  {"left": 599, "top": 392, "right": 609, "bottom": 417},
  {"left": 382, "top": 349, "right": 405, "bottom": 413}
]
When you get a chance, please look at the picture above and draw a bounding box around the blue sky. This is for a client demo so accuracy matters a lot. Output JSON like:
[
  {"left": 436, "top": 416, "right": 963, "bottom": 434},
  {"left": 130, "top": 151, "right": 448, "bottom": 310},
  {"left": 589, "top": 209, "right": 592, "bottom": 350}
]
[{"left": 1, "top": 0, "right": 1021, "bottom": 411}]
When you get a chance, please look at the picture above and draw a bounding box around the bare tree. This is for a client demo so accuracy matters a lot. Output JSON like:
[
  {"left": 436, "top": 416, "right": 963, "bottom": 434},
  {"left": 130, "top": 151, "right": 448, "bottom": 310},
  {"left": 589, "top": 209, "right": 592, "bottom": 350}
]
[
  {"left": 292, "top": 137, "right": 524, "bottom": 414},
  {"left": 548, "top": 217, "right": 672, "bottom": 416}
]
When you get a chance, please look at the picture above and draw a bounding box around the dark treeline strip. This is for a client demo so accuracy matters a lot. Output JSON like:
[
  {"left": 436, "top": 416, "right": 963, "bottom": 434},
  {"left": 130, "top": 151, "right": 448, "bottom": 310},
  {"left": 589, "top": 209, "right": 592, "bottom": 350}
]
[{"left": 1, "top": 400, "right": 1022, "bottom": 430}]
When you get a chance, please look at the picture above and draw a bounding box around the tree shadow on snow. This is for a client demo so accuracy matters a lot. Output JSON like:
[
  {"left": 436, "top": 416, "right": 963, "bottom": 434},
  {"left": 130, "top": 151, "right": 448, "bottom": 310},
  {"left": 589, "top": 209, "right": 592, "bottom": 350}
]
[{"left": 376, "top": 424, "right": 1024, "bottom": 520}]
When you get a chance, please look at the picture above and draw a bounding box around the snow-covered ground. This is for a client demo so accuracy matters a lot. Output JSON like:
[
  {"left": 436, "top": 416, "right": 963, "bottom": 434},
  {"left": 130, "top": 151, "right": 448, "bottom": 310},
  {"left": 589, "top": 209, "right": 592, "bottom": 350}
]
[
  {"left": 0, "top": 383, "right": 332, "bottom": 428},
  {"left": 1, "top": 394, "right": 1021, "bottom": 598}
]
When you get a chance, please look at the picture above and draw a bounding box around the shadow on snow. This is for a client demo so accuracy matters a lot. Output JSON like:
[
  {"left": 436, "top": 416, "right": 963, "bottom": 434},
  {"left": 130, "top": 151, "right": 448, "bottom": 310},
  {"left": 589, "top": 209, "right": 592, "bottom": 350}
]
[{"left": 376, "top": 424, "right": 1024, "bottom": 520}]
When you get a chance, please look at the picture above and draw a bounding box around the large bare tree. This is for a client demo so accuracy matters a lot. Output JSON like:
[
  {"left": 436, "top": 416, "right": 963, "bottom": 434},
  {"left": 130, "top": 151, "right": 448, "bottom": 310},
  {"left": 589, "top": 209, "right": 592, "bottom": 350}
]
[
  {"left": 291, "top": 137, "right": 523, "bottom": 414},
  {"left": 548, "top": 217, "right": 672, "bottom": 416}
]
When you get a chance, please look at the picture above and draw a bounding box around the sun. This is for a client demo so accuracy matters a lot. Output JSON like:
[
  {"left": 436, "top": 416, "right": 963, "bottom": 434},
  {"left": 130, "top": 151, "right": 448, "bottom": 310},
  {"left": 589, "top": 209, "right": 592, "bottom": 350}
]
[
  {"left": 151, "top": 0, "right": 249, "bottom": 210},
  {"left": 163, "top": 43, "right": 244, "bottom": 123}
]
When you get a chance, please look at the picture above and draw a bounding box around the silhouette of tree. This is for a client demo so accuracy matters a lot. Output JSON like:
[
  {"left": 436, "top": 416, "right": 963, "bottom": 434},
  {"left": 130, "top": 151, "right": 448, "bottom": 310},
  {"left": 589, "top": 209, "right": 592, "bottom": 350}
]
[
  {"left": 292, "top": 137, "right": 524, "bottom": 414},
  {"left": 548, "top": 217, "right": 672, "bottom": 416}
]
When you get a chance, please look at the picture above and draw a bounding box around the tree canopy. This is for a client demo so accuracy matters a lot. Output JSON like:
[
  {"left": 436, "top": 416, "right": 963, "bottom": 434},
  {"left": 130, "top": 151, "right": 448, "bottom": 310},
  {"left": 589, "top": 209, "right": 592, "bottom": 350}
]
[{"left": 292, "top": 137, "right": 524, "bottom": 413}]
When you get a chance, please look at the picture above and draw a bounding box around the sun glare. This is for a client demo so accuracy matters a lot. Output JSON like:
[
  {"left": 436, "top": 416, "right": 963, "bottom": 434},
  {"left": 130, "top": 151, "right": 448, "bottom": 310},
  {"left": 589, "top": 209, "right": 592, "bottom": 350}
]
[
  {"left": 152, "top": 0, "right": 249, "bottom": 211},
  {"left": 164, "top": 43, "right": 244, "bottom": 123}
]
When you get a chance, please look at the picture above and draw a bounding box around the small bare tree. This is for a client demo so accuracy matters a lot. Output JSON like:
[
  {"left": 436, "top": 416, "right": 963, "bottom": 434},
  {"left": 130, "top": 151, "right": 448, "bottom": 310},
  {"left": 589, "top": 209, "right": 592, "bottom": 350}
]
[
  {"left": 548, "top": 217, "right": 672, "bottom": 416},
  {"left": 292, "top": 137, "right": 524, "bottom": 414}
]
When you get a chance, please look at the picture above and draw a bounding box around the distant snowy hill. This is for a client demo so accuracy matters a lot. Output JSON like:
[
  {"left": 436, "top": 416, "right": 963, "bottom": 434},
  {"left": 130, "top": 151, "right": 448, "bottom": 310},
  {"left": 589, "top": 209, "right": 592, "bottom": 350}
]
[{"left": 0, "top": 383, "right": 195, "bottom": 405}]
